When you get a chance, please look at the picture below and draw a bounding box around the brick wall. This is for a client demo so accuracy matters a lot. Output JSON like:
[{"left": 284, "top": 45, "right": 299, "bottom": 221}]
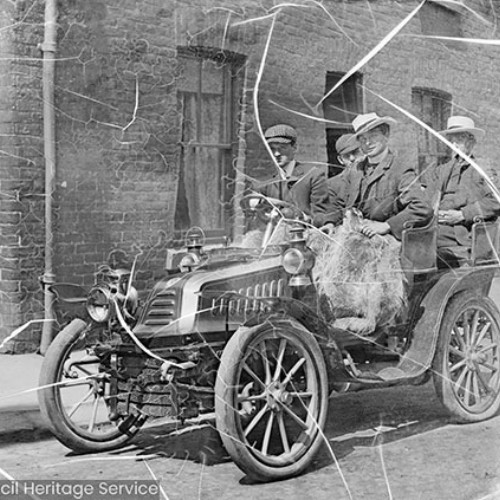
[
  {"left": 1, "top": 0, "right": 500, "bottom": 351},
  {"left": 0, "top": 1, "right": 45, "bottom": 353}
]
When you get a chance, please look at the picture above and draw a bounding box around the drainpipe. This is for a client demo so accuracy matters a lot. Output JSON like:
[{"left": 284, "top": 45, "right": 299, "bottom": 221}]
[{"left": 39, "top": 0, "right": 58, "bottom": 355}]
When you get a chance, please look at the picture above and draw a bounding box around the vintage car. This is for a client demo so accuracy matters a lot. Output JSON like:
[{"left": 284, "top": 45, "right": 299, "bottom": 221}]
[{"left": 38, "top": 195, "right": 500, "bottom": 482}]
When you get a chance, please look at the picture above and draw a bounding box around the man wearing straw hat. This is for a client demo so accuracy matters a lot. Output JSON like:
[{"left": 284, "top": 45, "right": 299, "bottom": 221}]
[
  {"left": 322, "top": 112, "right": 431, "bottom": 238},
  {"left": 427, "top": 115, "right": 500, "bottom": 265}
]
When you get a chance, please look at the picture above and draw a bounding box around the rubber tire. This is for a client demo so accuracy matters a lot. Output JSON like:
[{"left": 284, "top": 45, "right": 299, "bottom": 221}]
[
  {"left": 433, "top": 292, "right": 500, "bottom": 423},
  {"left": 38, "top": 319, "right": 134, "bottom": 452},
  {"left": 215, "top": 319, "right": 329, "bottom": 482}
]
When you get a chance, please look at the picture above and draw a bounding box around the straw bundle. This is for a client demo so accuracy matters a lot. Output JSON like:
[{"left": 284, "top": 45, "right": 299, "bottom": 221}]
[{"left": 310, "top": 210, "right": 406, "bottom": 334}]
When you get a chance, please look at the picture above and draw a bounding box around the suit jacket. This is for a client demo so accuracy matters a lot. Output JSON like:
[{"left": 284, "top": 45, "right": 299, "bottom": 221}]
[
  {"left": 424, "top": 156, "right": 500, "bottom": 248},
  {"left": 321, "top": 150, "right": 432, "bottom": 239},
  {"left": 253, "top": 161, "right": 328, "bottom": 218}
]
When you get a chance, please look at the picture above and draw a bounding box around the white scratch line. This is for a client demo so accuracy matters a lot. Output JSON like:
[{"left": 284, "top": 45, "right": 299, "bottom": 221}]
[
  {"left": 269, "top": 99, "right": 348, "bottom": 125},
  {"left": 144, "top": 462, "right": 170, "bottom": 500},
  {"left": 0, "top": 376, "right": 93, "bottom": 402},
  {"left": 0, "top": 467, "right": 42, "bottom": 500},
  {"left": 315, "top": 0, "right": 427, "bottom": 110},
  {"left": 231, "top": 12, "right": 276, "bottom": 27},
  {"left": 252, "top": 12, "right": 287, "bottom": 180},
  {"left": 0, "top": 319, "right": 53, "bottom": 351},
  {"left": 412, "top": 35, "right": 500, "bottom": 45}
]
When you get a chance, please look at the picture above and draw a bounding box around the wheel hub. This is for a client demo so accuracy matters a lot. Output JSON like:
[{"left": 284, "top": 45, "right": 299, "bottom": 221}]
[
  {"left": 464, "top": 346, "right": 487, "bottom": 369},
  {"left": 266, "top": 382, "right": 291, "bottom": 412}
]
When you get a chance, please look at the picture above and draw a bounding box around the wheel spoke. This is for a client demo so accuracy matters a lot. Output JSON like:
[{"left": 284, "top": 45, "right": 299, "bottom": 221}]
[
  {"left": 453, "top": 365, "right": 467, "bottom": 393},
  {"left": 478, "top": 343, "right": 498, "bottom": 355},
  {"left": 288, "top": 391, "right": 313, "bottom": 398},
  {"left": 452, "top": 327, "right": 466, "bottom": 351},
  {"left": 475, "top": 369, "right": 493, "bottom": 394},
  {"left": 449, "top": 359, "right": 467, "bottom": 374},
  {"left": 463, "top": 312, "right": 471, "bottom": 346},
  {"left": 464, "top": 371, "right": 473, "bottom": 406},
  {"left": 473, "top": 322, "right": 491, "bottom": 348},
  {"left": 259, "top": 341, "right": 272, "bottom": 385},
  {"left": 88, "top": 395, "right": 100, "bottom": 432},
  {"left": 261, "top": 412, "right": 275, "bottom": 455},
  {"left": 242, "top": 362, "right": 266, "bottom": 390},
  {"left": 244, "top": 404, "right": 269, "bottom": 437},
  {"left": 449, "top": 346, "right": 466, "bottom": 359},
  {"left": 282, "top": 357, "right": 306, "bottom": 386},
  {"left": 476, "top": 360, "right": 498, "bottom": 373},
  {"left": 472, "top": 371, "right": 481, "bottom": 404},
  {"left": 278, "top": 400, "right": 309, "bottom": 431},
  {"left": 67, "top": 388, "right": 94, "bottom": 418},
  {"left": 273, "top": 339, "right": 287, "bottom": 382},
  {"left": 470, "top": 310, "right": 480, "bottom": 343},
  {"left": 278, "top": 413, "right": 290, "bottom": 454}
]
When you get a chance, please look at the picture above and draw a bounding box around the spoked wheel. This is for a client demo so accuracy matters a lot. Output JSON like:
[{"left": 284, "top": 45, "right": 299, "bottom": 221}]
[
  {"left": 433, "top": 292, "right": 500, "bottom": 422},
  {"left": 215, "top": 319, "right": 329, "bottom": 482},
  {"left": 39, "top": 319, "right": 142, "bottom": 452}
]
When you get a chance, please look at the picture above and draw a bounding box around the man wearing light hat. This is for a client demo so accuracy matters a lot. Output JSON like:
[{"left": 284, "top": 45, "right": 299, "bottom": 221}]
[
  {"left": 253, "top": 123, "right": 328, "bottom": 219},
  {"left": 426, "top": 116, "right": 500, "bottom": 264},
  {"left": 323, "top": 112, "right": 431, "bottom": 239}
]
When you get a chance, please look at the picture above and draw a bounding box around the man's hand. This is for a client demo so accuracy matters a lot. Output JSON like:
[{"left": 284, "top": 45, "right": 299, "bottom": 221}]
[
  {"left": 359, "top": 220, "right": 391, "bottom": 238},
  {"left": 438, "top": 209, "right": 464, "bottom": 225}
]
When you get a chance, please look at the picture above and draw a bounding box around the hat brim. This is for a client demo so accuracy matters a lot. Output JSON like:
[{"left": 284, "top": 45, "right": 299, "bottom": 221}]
[
  {"left": 439, "top": 127, "right": 485, "bottom": 140},
  {"left": 266, "top": 137, "right": 294, "bottom": 144},
  {"left": 338, "top": 144, "right": 360, "bottom": 155},
  {"left": 354, "top": 117, "right": 397, "bottom": 137}
]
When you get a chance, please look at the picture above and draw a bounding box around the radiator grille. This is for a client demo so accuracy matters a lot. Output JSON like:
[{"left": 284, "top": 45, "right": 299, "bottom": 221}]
[{"left": 210, "top": 278, "right": 284, "bottom": 316}]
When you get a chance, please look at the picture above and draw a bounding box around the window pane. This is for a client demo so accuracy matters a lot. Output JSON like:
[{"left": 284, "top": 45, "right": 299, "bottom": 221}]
[
  {"left": 412, "top": 87, "right": 452, "bottom": 171},
  {"left": 175, "top": 51, "right": 240, "bottom": 235}
]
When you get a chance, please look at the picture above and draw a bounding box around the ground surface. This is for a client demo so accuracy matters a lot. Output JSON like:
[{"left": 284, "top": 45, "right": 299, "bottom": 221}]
[{"left": 1, "top": 382, "right": 499, "bottom": 500}]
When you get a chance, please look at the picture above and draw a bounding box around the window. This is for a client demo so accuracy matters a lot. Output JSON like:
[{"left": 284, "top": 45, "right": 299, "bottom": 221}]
[
  {"left": 322, "top": 71, "right": 363, "bottom": 176},
  {"left": 175, "top": 47, "right": 244, "bottom": 240},
  {"left": 411, "top": 87, "right": 452, "bottom": 171}
]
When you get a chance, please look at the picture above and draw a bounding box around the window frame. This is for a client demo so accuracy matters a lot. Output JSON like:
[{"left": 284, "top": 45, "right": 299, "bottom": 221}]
[{"left": 174, "top": 46, "right": 245, "bottom": 243}]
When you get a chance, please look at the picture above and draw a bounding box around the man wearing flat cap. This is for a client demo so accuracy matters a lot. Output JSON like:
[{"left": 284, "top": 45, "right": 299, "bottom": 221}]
[
  {"left": 252, "top": 123, "right": 328, "bottom": 220},
  {"left": 425, "top": 116, "right": 500, "bottom": 265},
  {"left": 336, "top": 133, "right": 364, "bottom": 172},
  {"left": 323, "top": 112, "right": 431, "bottom": 239},
  {"left": 317, "top": 134, "right": 364, "bottom": 227}
]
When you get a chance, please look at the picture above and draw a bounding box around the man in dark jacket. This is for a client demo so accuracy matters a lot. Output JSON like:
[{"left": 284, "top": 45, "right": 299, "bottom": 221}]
[
  {"left": 425, "top": 116, "right": 500, "bottom": 265},
  {"left": 322, "top": 112, "right": 432, "bottom": 239},
  {"left": 252, "top": 124, "right": 328, "bottom": 221}
]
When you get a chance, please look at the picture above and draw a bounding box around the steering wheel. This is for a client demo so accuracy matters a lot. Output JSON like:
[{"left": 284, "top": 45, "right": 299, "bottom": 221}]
[{"left": 240, "top": 193, "right": 304, "bottom": 223}]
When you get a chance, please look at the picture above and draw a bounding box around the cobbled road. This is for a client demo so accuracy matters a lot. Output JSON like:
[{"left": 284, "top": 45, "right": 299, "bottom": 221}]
[{"left": 1, "top": 382, "right": 499, "bottom": 500}]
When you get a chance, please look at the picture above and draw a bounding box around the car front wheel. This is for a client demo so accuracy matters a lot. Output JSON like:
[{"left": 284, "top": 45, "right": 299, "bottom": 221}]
[{"left": 215, "top": 318, "right": 329, "bottom": 482}]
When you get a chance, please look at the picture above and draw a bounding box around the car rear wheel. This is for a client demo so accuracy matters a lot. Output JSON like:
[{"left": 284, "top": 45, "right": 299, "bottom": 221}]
[
  {"left": 215, "top": 318, "right": 329, "bottom": 482},
  {"left": 433, "top": 292, "right": 500, "bottom": 422}
]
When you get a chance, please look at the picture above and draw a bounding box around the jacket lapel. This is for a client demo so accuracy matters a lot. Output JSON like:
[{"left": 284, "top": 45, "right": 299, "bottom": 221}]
[
  {"left": 358, "top": 152, "right": 393, "bottom": 201},
  {"left": 348, "top": 166, "right": 364, "bottom": 205}
]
